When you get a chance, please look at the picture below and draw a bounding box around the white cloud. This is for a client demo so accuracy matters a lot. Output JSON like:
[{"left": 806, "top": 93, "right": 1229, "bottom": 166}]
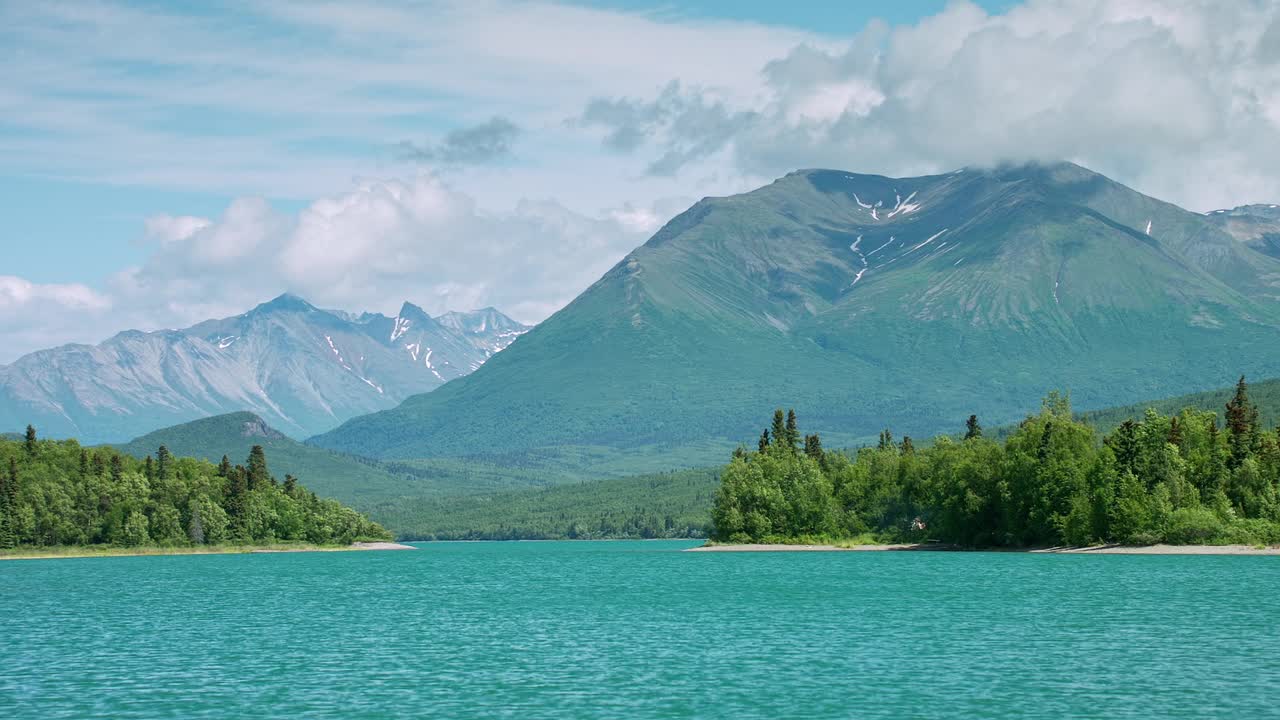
[
  {"left": 63, "top": 175, "right": 647, "bottom": 354},
  {"left": 580, "top": 0, "right": 1280, "bottom": 211},
  {"left": 0, "top": 277, "right": 110, "bottom": 312},
  {"left": 0, "top": 277, "right": 113, "bottom": 361}
]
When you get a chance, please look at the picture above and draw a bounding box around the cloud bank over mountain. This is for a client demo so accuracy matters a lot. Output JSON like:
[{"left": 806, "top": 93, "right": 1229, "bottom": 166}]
[{"left": 2, "top": 0, "right": 1279, "bottom": 362}]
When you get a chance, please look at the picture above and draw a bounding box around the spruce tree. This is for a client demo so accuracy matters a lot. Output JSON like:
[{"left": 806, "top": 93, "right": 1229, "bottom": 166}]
[
  {"left": 1225, "top": 375, "right": 1256, "bottom": 469},
  {"left": 109, "top": 454, "right": 124, "bottom": 484},
  {"left": 758, "top": 430, "right": 771, "bottom": 454},
  {"left": 283, "top": 475, "right": 298, "bottom": 497},
  {"left": 900, "top": 436, "right": 914, "bottom": 454},
  {"left": 784, "top": 409, "right": 799, "bottom": 451},
  {"left": 247, "top": 446, "right": 269, "bottom": 490},
  {"left": 1108, "top": 421, "right": 1139, "bottom": 475},
  {"left": 804, "top": 434, "right": 824, "bottom": 461},
  {"left": 23, "top": 425, "right": 36, "bottom": 457},
  {"left": 1037, "top": 422, "right": 1054, "bottom": 462},
  {"left": 770, "top": 410, "right": 787, "bottom": 452},
  {"left": 225, "top": 466, "right": 249, "bottom": 536},
  {"left": 0, "top": 458, "right": 15, "bottom": 548},
  {"left": 217, "top": 455, "right": 232, "bottom": 478},
  {"left": 878, "top": 429, "right": 894, "bottom": 451},
  {"left": 1167, "top": 416, "right": 1184, "bottom": 449},
  {"left": 144, "top": 456, "right": 155, "bottom": 482},
  {"left": 157, "top": 445, "right": 172, "bottom": 482},
  {"left": 78, "top": 449, "right": 89, "bottom": 478},
  {"left": 965, "top": 414, "right": 982, "bottom": 440}
]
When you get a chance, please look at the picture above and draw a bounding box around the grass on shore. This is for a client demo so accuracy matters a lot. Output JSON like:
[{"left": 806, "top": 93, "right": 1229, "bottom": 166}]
[{"left": 0, "top": 542, "right": 366, "bottom": 560}]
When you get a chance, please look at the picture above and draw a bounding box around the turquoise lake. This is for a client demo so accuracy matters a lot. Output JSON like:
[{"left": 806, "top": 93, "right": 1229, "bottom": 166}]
[{"left": 3, "top": 540, "right": 1279, "bottom": 718}]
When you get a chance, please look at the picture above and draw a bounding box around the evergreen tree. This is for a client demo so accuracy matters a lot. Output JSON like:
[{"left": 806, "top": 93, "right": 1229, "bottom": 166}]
[
  {"left": 1108, "top": 421, "right": 1140, "bottom": 475},
  {"left": 1225, "top": 375, "right": 1257, "bottom": 469},
  {"left": 23, "top": 424, "right": 36, "bottom": 457},
  {"left": 91, "top": 453, "right": 106, "bottom": 478},
  {"left": 78, "top": 450, "right": 89, "bottom": 478},
  {"left": 225, "top": 466, "right": 250, "bottom": 535},
  {"left": 0, "top": 458, "right": 15, "bottom": 548},
  {"left": 770, "top": 410, "right": 787, "bottom": 452},
  {"left": 109, "top": 454, "right": 124, "bottom": 484},
  {"left": 144, "top": 456, "right": 155, "bottom": 482},
  {"left": 247, "top": 446, "right": 270, "bottom": 490},
  {"left": 965, "top": 414, "right": 983, "bottom": 440},
  {"left": 804, "top": 434, "right": 824, "bottom": 462},
  {"left": 900, "top": 436, "right": 914, "bottom": 454},
  {"left": 758, "top": 430, "right": 771, "bottom": 453},
  {"left": 784, "top": 409, "right": 800, "bottom": 451},
  {"left": 1167, "top": 416, "right": 1184, "bottom": 449},
  {"left": 878, "top": 429, "right": 894, "bottom": 451},
  {"left": 1037, "top": 422, "right": 1054, "bottom": 462},
  {"left": 283, "top": 475, "right": 299, "bottom": 497},
  {"left": 217, "top": 455, "right": 232, "bottom": 478},
  {"left": 157, "top": 445, "right": 173, "bottom": 482}
]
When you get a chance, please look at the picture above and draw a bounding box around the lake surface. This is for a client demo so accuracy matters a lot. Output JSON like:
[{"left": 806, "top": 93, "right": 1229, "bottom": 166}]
[{"left": 3, "top": 541, "right": 1279, "bottom": 719}]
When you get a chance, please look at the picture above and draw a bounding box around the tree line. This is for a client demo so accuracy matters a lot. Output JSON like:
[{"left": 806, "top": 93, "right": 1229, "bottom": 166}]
[
  {"left": 0, "top": 427, "right": 390, "bottom": 549},
  {"left": 712, "top": 377, "right": 1280, "bottom": 546}
]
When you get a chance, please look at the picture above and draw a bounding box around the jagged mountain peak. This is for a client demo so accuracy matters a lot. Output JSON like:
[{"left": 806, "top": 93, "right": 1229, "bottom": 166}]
[
  {"left": 251, "top": 292, "right": 317, "bottom": 314},
  {"left": 1, "top": 295, "right": 532, "bottom": 443}
]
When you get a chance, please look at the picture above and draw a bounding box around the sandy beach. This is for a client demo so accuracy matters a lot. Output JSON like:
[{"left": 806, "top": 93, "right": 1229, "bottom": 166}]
[
  {"left": 350, "top": 541, "right": 417, "bottom": 551},
  {"left": 688, "top": 542, "right": 1280, "bottom": 555},
  {"left": 687, "top": 543, "right": 936, "bottom": 552}
]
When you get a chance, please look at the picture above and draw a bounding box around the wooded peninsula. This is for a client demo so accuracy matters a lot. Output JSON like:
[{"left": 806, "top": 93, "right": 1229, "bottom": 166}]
[
  {"left": 711, "top": 378, "right": 1280, "bottom": 547},
  {"left": 0, "top": 429, "right": 391, "bottom": 553}
]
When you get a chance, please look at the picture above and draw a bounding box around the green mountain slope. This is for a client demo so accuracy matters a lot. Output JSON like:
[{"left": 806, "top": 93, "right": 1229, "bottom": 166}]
[
  {"left": 114, "top": 412, "right": 413, "bottom": 505},
  {"left": 312, "top": 162, "right": 1280, "bottom": 474},
  {"left": 1079, "top": 376, "right": 1280, "bottom": 432},
  {"left": 113, "top": 412, "right": 601, "bottom": 525},
  {"left": 373, "top": 468, "right": 719, "bottom": 540}
]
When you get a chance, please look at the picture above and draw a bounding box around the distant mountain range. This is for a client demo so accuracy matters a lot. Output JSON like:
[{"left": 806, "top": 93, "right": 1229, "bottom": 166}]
[
  {"left": 0, "top": 295, "right": 529, "bottom": 443},
  {"left": 313, "top": 162, "right": 1280, "bottom": 476}
]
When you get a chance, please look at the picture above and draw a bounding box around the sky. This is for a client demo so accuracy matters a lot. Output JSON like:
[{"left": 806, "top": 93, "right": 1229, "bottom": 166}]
[{"left": 2, "top": 0, "right": 1279, "bottom": 362}]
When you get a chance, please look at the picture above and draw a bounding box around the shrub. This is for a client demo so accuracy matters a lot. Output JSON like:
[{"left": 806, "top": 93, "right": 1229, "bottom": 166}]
[{"left": 1163, "top": 507, "right": 1225, "bottom": 545}]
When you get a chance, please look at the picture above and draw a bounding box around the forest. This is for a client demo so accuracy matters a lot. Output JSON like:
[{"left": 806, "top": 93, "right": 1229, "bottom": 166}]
[
  {"left": 376, "top": 468, "right": 718, "bottom": 541},
  {"left": 712, "top": 378, "right": 1280, "bottom": 547},
  {"left": 0, "top": 428, "right": 390, "bottom": 549}
]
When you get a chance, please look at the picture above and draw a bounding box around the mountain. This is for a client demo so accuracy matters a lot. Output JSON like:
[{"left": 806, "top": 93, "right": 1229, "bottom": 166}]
[
  {"left": 113, "top": 411, "right": 408, "bottom": 506},
  {"left": 1206, "top": 203, "right": 1280, "bottom": 258},
  {"left": 113, "top": 411, "right": 571, "bottom": 507},
  {"left": 0, "top": 296, "right": 529, "bottom": 443},
  {"left": 313, "top": 162, "right": 1280, "bottom": 472}
]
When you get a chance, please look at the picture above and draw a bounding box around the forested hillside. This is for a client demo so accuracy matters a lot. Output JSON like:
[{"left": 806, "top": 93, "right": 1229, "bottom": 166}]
[
  {"left": 375, "top": 468, "right": 718, "bottom": 540},
  {"left": 0, "top": 426, "right": 389, "bottom": 549}
]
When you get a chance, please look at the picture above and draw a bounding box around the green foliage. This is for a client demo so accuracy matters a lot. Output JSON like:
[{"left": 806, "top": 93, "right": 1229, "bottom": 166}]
[
  {"left": 0, "top": 431, "right": 391, "bottom": 550},
  {"left": 711, "top": 384, "right": 1280, "bottom": 546}
]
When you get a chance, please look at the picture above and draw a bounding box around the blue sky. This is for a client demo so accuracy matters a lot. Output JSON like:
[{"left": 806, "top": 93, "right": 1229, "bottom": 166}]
[
  {"left": 2, "top": 0, "right": 1279, "bottom": 361},
  {"left": 1, "top": 0, "right": 1009, "bottom": 287}
]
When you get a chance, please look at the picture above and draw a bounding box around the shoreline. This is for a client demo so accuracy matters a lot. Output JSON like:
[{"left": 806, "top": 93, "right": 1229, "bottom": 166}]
[
  {"left": 687, "top": 542, "right": 1280, "bottom": 555},
  {"left": 0, "top": 541, "right": 416, "bottom": 561}
]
